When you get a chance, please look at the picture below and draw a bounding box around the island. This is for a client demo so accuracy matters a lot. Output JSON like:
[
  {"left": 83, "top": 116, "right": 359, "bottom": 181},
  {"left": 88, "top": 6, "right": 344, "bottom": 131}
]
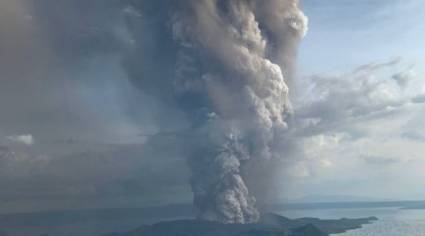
[{"left": 104, "top": 213, "right": 377, "bottom": 236}]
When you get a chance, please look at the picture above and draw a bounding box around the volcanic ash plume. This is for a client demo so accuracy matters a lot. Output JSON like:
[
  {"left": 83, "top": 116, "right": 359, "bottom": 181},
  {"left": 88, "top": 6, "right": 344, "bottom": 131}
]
[
  {"left": 125, "top": 0, "right": 307, "bottom": 224},
  {"left": 171, "top": 0, "right": 307, "bottom": 224}
]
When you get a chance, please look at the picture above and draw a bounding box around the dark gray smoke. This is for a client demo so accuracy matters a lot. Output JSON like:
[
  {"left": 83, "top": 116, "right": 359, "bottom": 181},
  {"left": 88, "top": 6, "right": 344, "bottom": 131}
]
[{"left": 124, "top": 0, "right": 307, "bottom": 224}]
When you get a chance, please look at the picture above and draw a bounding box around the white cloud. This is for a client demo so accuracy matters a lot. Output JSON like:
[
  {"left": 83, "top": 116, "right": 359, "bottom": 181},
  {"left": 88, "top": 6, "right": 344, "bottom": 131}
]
[
  {"left": 7, "top": 134, "right": 34, "bottom": 146},
  {"left": 392, "top": 69, "right": 416, "bottom": 88},
  {"left": 284, "top": 58, "right": 425, "bottom": 183},
  {"left": 287, "top": 162, "right": 311, "bottom": 178},
  {"left": 293, "top": 58, "right": 425, "bottom": 139},
  {"left": 319, "top": 158, "right": 333, "bottom": 168}
]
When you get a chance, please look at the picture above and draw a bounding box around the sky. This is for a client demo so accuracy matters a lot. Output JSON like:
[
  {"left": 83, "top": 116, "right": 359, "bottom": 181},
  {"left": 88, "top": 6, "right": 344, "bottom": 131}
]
[
  {"left": 286, "top": 0, "right": 425, "bottom": 201},
  {"left": 1, "top": 0, "right": 425, "bottom": 214}
]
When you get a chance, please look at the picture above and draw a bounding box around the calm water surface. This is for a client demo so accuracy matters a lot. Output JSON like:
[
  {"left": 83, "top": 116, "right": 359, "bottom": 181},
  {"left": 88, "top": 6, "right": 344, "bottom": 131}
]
[
  {"left": 3, "top": 207, "right": 425, "bottom": 236},
  {"left": 281, "top": 208, "right": 425, "bottom": 236}
]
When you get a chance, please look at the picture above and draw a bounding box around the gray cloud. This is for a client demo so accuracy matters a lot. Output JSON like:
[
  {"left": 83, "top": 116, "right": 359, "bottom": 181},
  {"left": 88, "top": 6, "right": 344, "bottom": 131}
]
[
  {"left": 392, "top": 68, "right": 415, "bottom": 88},
  {"left": 0, "top": 0, "right": 179, "bottom": 213},
  {"left": 0, "top": 137, "right": 192, "bottom": 213},
  {"left": 361, "top": 154, "right": 407, "bottom": 165},
  {"left": 122, "top": 0, "right": 308, "bottom": 223},
  {"left": 411, "top": 94, "right": 425, "bottom": 104},
  {"left": 294, "top": 58, "right": 423, "bottom": 137},
  {"left": 2, "top": 0, "right": 424, "bottom": 216},
  {"left": 401, "top": 131, "right": 425, "bottom": 142},
  {"left": 266, "top": 58, "right": 425, "bottom": 188}
]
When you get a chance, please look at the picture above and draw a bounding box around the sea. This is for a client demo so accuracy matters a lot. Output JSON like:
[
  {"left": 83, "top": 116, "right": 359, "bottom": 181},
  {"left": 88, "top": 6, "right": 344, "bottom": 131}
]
[
  {"left": 2, "top": 207, "right": 425, "bottom": 236},
  {"left": 282, "top": 207, "right": 425, "bottom": 236}
]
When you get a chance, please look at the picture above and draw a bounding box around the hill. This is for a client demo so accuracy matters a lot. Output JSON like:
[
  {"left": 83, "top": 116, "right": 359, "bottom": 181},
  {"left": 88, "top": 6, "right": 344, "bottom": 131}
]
[{"left": 103, "top": 213, "right": 377, "bottom": 236}]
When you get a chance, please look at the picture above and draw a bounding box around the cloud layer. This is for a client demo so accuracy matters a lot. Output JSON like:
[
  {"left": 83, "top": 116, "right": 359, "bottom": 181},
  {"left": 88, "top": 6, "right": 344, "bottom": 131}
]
[{"left": 1, "top": 0, "right": 425, "bottom": 215}]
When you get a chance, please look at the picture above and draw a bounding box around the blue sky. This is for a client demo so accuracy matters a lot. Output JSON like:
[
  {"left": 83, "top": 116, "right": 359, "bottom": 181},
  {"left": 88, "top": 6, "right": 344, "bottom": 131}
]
[
  {"left": 279, "top": 0, "right": 425, "bottom": 201},
  {"left": 299, "top": 0, "right": 425, "bottom": 74}
]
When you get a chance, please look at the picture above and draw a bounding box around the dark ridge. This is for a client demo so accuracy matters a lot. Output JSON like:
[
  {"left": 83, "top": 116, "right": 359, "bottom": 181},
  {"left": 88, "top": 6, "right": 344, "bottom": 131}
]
[{"left": 103, "top": 213, "right": 377, "bottom": 236}]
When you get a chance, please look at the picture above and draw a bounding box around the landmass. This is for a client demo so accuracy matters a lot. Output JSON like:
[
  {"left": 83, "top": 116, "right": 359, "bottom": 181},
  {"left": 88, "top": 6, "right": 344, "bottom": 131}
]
[
  {"left": 104, "top": 213, "right": 377, "bottom": 236},
  {"left": 0, "top": 203, "right": 384, "bottom": 236}
]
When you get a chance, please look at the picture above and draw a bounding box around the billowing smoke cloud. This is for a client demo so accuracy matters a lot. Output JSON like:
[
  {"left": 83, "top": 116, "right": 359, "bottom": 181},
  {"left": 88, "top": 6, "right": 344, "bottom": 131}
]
[
  {"left": 124, "top": 0, "right": 307, "bottom": 223},
  {"left": 3, "top": 0, "right": 425, "bottom": 217}
]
